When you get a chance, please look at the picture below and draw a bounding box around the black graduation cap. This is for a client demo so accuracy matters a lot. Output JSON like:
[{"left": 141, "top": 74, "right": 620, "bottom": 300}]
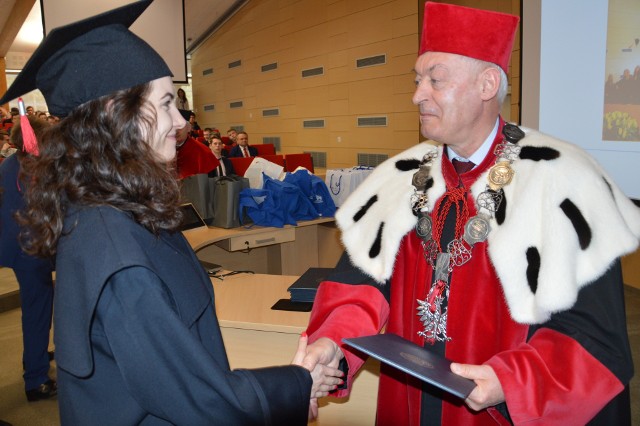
[
  {"left": 178, "top": 109, "right": 192, "bottom": 121},
  {"left": 0, "top": 0, "right": 172, "bottom": 117}
]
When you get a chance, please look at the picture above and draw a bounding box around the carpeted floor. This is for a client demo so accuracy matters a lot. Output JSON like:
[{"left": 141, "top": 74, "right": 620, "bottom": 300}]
[{"left": 0, "top": 308, "right": 57, "bottom": 425}]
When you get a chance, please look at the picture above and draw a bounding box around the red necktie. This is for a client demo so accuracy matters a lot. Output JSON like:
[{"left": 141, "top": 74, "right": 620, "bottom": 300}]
[
  {"left": 242, "top": 147, "right": 248, "bottom": 157},
  {"left": 451, "top": 158, "right": 475, "bottom": 175}
]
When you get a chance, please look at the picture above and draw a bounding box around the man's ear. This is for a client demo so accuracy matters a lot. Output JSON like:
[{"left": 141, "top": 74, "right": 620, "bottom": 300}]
[{"left": 479, "top": 67, "right": 501, "bottom": 101}]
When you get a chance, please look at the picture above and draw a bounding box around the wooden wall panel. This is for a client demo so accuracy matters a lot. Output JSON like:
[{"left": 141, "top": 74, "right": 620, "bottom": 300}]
[{"left": 192, "top": 0, "right": 520, "bottom": 170}]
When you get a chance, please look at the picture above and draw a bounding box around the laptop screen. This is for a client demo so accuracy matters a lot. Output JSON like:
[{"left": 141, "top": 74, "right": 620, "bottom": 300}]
[{"left": 179, "top": 203, "right": 207, "bottom": 231}]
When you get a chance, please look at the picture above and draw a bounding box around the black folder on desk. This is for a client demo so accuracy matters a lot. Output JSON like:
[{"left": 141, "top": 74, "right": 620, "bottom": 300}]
[
  {"left": 343, "top": 334, "right": 476, "bottom": 399},
  {"left": 286, "top": 267, "right": 333, "bottom": 303},
  {"left": 198, "top": 260, "right": 222, "bottom": 275}
]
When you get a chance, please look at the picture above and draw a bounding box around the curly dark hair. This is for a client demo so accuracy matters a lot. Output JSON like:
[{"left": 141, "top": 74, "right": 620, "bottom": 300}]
[
  {"left": 18, "top": 82, "right": 183, "bottom": 257},
  {"left": 10, "top": 115, "right": 50, "bottom": 154}
]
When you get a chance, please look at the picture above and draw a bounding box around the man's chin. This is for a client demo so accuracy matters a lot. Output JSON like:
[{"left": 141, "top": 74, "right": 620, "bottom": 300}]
[{"left": 420, "top": 125, "right": 439, "bottom": 142}]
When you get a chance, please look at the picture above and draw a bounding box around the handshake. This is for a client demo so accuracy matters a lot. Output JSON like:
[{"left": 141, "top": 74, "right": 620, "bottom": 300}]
[{"left": 291, "top": 334, "right": 345, "bottom": 421}]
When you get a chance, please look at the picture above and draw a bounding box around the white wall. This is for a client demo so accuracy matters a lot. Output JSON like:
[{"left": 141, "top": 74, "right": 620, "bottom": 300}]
[{"left": 522, "top": 0, "right": 640, "bottom": 199}]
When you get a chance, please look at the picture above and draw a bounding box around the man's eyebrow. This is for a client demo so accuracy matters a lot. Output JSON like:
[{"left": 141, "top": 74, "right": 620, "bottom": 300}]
[
  {"left": 428, "top": 64, "right": 447, "bottom": 73},
  {"left": 412, "top": 64, "right": 448, "bottom": 75}
]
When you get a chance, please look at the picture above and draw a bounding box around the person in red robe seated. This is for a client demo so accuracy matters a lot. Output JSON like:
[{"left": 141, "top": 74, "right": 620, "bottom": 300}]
[
  {"left": 300, "top": 2, "right": 639, "bottom": 425},
  {"left": 175, "top": 120, "right": 218, "bottom": 179}
]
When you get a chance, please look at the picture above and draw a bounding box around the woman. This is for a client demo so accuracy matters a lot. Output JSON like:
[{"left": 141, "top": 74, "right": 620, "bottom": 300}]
[
  {"left": 175, "top": 88, "right": 189, "bottom": 110},
  {"left": 0, "top": 1, "right": 341, "bottom": 424},
  {"left": 0, "top": 116, "right": 56, "bottom": 401}
]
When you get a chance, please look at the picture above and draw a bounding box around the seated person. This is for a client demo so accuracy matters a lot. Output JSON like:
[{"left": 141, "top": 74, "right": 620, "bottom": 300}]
[
  {"left": 226, "top": 128, "right": 238, "bottom": 146},
  {"left": 228, "top": 131, "right": 257, "bottom": 158},
  {"left": 208, "top": 136, "right": 235, "bottom": 177},
  {"left": 175, "top": 120, "right": 218, "bottom": 179},
  {"left": 189, "top": 112, "right": 201, "bottom": 137},
  {"left": 0, "top": 106, "right": 11, "bottom": 122},
  {"left": 202, "top": 128, "right": 215, "bottom": 146},
  {"left": 0, "top": 130, "right": 15, "bottom": 157}
]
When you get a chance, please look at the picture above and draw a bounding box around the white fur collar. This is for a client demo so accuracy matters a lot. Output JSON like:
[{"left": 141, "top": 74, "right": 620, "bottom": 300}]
[{"left": 336, "top": 128, "right": 640, "bottom": 323}]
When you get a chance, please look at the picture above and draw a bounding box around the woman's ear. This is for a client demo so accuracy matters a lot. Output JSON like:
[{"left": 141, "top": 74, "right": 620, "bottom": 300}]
[{"left": 479, "top": 67, "right": 501, "bottom": 101}]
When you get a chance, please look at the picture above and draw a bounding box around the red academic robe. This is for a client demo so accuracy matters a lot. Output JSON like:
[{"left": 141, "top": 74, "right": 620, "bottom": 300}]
[
  {"left": 306, "top": 121, "right": 631, "bottom": 425},
  {"left": 176, "top": 136, "right": 218, "bottom": 179}
]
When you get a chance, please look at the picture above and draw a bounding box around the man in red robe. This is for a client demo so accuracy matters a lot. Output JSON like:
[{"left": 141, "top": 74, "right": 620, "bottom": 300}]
[
  {"left": 175, "top": 121, "right": 218, "bottom": 180},
  {"left": 302, "top": 3, "right": 639, "bottom": 425}
]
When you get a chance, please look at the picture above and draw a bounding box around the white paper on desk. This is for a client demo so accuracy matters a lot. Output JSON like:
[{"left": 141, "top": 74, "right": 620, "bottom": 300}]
[{"left": 244, "top": 157, "right": 285, "bottom": 188}]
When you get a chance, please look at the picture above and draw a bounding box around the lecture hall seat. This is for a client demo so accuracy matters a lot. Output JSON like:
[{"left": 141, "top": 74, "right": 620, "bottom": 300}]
[
  {"left": 258, "top": 154, "right": 285, "bottom": 167},
  {"left": 228, "top": 156, "right": 254, "bottom": 176},
  {"left": 253, "top": 143, "right": 276, "bottom": 156},
  {"left": 284, "top": 153, "right": 314, "bottom": 173}
]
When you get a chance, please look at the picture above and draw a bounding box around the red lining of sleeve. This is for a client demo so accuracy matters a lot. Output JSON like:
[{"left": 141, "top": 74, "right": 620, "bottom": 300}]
[
  {"left": 306, "top": 281, "right": 389, "bottom": 396},
  {"left": 485, "top": 328, "right": 623, "bottom": 425}
]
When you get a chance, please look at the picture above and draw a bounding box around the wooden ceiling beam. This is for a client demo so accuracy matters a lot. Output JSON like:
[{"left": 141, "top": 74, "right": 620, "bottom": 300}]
[{"left": 0, "top": 0, "right": 36, "bottom": 56}]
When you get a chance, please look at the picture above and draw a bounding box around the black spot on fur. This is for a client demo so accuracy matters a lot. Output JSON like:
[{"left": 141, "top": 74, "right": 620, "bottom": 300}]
[
  {"left": 603, "top": 177, "right": 614, "bottom": 199},
  {"left": 520, "top": 146, "right": 561, "bottom": 161},
  {"left": 369, "top": 222, "right": 384, "bottom": 258},
  {"left": 560, "top": 198, "right": 591, "bottom": 250},
  {"left": 526, "top": 247, "right": 540, "bottom": 293},
  {"left": 395, "top": 159, "right": 422, "bottom": 171},
  {"left": 424, "top": 176, "right": 434, "bottom": 191},
  {"left": 491, "top": 188, "right": 507, "bottom": 225},
  {"left": 353, "top": 195, "right": 378, "bottom": 222}
]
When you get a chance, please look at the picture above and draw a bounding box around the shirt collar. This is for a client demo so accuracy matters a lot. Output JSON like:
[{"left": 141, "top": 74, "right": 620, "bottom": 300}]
[{"left": 446, "top": 118, "right": 499, "bottom": 167}]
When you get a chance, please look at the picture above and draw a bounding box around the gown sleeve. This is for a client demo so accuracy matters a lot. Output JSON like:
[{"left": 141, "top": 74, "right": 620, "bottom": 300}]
[
  {"left": 306, "top": 252, "right": 391, "bottom": 396},
  {"left": 96, "top": 266, "right": 311, "bottom": 425},
  {"left": 485, "top": 260, "right": 633, "bottom": 425}
]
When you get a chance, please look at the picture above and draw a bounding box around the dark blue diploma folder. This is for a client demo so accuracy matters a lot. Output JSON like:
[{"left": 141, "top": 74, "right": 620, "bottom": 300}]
[
  {"left": 343, "top": 333, "right": 476, "bottom": 399},
  {"left": 286, "top": 267, "right": 333, "bottom": 303}
]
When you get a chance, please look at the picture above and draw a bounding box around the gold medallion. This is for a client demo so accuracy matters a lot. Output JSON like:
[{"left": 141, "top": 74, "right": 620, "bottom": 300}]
[{"left": 487, "top": 161, "right": 514, "bottom": 191}]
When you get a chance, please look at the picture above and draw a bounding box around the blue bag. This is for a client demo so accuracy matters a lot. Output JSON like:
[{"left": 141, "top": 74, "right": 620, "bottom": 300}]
[
  {"left": 283, "top": 170, "right": 337, "bottom": 217},
  {"left": 238, "top": 173, "right": 317, "bottom": 227}
]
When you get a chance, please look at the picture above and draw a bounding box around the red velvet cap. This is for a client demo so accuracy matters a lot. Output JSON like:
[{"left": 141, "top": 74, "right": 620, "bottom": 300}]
[{"left": 419, "top": 2, "right": 519, "bottom": 73}]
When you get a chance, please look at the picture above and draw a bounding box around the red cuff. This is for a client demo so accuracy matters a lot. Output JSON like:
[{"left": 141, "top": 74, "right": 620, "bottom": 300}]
[
  {"left": 306, "top": 281, "right": 389, "bottom": 396},
  {"left": 486, "top": 328, "right": 623, "bottom": 425}
]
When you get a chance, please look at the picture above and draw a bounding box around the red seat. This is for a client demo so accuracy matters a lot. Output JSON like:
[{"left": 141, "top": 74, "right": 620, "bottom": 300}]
[
  {"left": 228, "top": 157, "right": 255, "bottom": 176},
  {"left": 284, "top": 153, "right": 314, "bottom": 173},
  {"left": 196, "top": 136, "right": 206, "bottom": 144},
  {"left": 221, "top": 136, "right": 232, "bottom": 146},
  {"left": 253, "top": 143, "right": 276, "bottom": 156},
  {"left": 258, "top": 154, "right": 285, "bottom": 167}
]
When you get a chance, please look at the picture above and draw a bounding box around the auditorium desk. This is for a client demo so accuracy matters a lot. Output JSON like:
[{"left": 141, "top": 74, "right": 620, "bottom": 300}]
[
  {"left": 183, "top": 217, "right": 343, "bottom": 276},
  {"left": 213, "top": 273, "right": 379, "bottom": 426}
]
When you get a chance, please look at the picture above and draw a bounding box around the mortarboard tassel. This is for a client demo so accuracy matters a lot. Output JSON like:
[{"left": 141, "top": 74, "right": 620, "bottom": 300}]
[{"left": 18, "top": 98, "right": 39, "bottom": 156}]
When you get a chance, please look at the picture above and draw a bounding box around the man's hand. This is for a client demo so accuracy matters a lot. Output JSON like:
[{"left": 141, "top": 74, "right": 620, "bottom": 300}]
[
  {"left": 450, "top": 363, "right": 505, "bottom": 411},
  {"left": 301, "top": 336, "right": 344, "bottom": 371},
  {"left": 292, "top": 334, "right": 344, "bottom": 399},
  {"left": 293, "top": 336, "right": 345, "bottom": 421}
]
